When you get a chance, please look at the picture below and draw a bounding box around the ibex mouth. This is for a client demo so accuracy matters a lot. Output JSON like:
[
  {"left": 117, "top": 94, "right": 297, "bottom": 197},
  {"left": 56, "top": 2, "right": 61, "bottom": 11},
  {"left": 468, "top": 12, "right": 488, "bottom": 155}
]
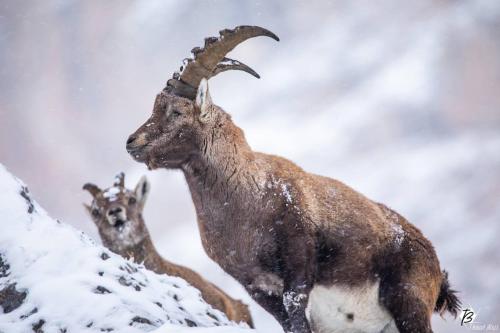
[
  {"left": 114, "top": 219, "right": 126, "bottom": 230},
  {"left": 127, "top": 144, "right": 151, "bottom": 163},
  {"left": 126, "top": 132, "right": 152, "bottom": 160},
  {"left": 127, "top": 146, "right": 161, "bottom": 170}
]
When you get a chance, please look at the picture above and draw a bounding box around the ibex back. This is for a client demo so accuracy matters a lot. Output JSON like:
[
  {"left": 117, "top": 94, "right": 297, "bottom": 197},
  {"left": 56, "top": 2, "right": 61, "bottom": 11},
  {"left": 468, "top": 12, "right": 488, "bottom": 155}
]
[{"left": 126, "top": 26, "right": 460, "bottom": 333}]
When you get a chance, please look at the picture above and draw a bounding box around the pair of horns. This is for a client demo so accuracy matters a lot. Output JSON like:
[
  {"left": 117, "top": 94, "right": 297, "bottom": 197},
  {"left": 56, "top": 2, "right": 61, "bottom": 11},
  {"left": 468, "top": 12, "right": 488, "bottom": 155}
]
[
  {"left": 166, "top": 25, "right": 279, "bottom": 99},
  {"left": 83, "top": 172, "right": 125, "bottom": 197}
]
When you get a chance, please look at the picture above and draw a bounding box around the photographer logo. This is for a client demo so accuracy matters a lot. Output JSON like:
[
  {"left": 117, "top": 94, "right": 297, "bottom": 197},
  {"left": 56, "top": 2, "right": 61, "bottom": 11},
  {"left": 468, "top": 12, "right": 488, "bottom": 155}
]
[{"left": 460, "top": 307, "right": 499, "bottom": 331}]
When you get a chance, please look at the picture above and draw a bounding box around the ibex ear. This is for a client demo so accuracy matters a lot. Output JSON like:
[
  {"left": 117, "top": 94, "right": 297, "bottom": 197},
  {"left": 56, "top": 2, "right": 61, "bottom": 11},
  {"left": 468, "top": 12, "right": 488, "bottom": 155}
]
[
  {"left": 83, "top": 183, "right": 102, "bottom": 198},
  {"left": 195, "top": 78, "right": 213, "bottom": 122},
  {"left": 134, "top": 176, "right": 150, "bottom": 209}
]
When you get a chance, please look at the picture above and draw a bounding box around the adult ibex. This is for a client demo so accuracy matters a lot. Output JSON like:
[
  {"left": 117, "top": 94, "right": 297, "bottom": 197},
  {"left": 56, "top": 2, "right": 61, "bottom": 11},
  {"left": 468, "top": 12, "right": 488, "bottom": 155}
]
[
  {"left": 83, "top": 173, "right": 253, "bottom": 327},
  {"left": 125, "top": 26, "right": 460, "bottom": 333}
]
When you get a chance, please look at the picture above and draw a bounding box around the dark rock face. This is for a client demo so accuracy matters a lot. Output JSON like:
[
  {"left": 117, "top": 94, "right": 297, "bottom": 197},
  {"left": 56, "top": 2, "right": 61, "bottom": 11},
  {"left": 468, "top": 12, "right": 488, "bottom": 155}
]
[
  {"left": 0, "top": 254, "right": 10, "bottom": 278},
  {"left": 1, "top": 254, "right": 27, "bottom": 314},
  {"left": 19, "top": 186, "right": 35, "bottom": 214},
  {"left": 32, "top": 319, "right": 45, "bottom": 333},
  {"left": 130, "top": 316, "right": 154, "bottom": 326},
  {"left": 94, "top": 286, "right": 112, "bottom": 294},
  {"left": 0, "top": 283, "right": 27, "bottom": 313},
  {"left": 20, "top": 307, "right": 38, "bottom": 319}
]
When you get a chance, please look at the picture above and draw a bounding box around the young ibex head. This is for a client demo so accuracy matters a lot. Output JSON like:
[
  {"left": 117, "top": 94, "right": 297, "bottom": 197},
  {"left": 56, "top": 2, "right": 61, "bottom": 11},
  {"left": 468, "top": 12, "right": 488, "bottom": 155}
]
[
  {"left": 125, "top": 26, "right": 279, "bottom": 169},
  {"left": 83, "top": 173, "right": 151, "bottom": 253}
]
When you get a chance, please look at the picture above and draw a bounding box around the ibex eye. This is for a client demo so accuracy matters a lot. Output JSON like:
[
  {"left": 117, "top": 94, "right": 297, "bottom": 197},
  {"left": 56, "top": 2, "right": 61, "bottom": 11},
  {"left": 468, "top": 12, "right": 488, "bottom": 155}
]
[
  {"left": 172, "top": 110, "right": 181, "bottom": 117},
  {"left": 128, "top": 197, "right": 137, "bottom": 205},
  {"left": 92, "top": 209, "right": 100, "bottom": 217}
]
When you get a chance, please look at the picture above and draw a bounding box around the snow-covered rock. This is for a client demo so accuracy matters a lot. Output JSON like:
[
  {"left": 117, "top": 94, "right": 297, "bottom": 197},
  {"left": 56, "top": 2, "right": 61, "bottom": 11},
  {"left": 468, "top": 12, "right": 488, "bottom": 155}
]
[
  {"left": 151, "top": 325, "right": 252, "bottom": 333},
  {"left": 0, "top": 164, "right": 250, "bottom": 333}
]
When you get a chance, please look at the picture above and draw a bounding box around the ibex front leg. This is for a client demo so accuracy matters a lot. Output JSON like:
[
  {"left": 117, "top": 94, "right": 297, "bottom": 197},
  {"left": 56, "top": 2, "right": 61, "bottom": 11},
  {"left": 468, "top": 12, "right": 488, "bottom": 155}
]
[
  {"left": 279, "top": 216, "right": 315, "bottom": 333},
  {"left": 249, "top": 290, "right": 291, "bottom": 332}
]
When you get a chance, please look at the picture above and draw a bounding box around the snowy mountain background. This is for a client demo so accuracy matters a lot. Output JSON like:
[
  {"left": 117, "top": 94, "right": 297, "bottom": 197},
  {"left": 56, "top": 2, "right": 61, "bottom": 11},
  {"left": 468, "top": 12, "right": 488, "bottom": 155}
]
[{"left": 1, "top": 1, "right": 499, "bottom": 332}]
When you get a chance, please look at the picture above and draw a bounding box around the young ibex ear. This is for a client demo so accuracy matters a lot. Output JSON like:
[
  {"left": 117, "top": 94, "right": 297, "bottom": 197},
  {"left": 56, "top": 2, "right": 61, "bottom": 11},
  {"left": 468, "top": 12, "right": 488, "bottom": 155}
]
[
  {"left": 83, "top": 183, "right": 102, "bottom": 198},
  {"left": 195, "top": 78, "right": 213, "bottom": 122},
  {"left": 134, "top": 176, "right": 150, "bottom": 209}
]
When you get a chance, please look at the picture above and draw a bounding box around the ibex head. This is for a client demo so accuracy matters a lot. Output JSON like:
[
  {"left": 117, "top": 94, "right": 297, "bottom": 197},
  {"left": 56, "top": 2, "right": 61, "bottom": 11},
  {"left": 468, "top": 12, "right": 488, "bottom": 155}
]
[
  {"left": 83, "top": 173, "right": 151, "bottom": 251},
  {"left": 126, "top": 26, "right": 278, "bottom": 169}
]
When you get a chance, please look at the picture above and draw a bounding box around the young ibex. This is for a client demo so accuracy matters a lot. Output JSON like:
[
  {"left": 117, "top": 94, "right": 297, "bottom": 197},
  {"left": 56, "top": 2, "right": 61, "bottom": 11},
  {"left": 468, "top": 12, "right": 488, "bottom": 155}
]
[
  {"left": 83, "top": 173, "right": 253, "bottom": 327},
  {"left": 125, "top": 26, "right": 460, "bottom": 333}
]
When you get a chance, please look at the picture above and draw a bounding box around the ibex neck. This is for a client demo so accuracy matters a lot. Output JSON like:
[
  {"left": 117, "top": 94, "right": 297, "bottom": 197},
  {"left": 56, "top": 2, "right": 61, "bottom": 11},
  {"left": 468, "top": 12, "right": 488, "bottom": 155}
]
[
  {"left": 182, "top": 120, "right": 255, "bottom": 216},
  {"left": 126, "top": 236, "right": 155, "bottom": 264},
  {"left": 134, "top": 237, "right": 169, "bottom": 274},
  {"left": 105, "top": 231, "right": 163, "bottom": 271}
]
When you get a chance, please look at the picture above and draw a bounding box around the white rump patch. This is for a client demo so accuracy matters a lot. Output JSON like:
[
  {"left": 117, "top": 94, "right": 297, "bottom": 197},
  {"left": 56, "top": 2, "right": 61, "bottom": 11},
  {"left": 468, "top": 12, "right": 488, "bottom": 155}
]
[{"left": 306, "top": 282, "right": 398, "bottom": 333}]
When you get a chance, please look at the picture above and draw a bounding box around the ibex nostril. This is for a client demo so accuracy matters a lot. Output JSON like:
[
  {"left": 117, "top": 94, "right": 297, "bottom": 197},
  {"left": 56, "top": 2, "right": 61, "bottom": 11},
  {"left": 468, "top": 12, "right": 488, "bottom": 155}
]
[
  {"left": 108, "top": 207, "right": 123, "bottom": 215},
  {"left": 126, "top": 135, "right": 136, "bottom": 145}
]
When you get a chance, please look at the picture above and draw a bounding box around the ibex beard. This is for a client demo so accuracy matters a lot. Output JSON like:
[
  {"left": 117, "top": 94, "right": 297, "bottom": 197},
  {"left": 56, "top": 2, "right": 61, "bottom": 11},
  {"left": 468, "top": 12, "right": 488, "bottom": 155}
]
[{"left": 126, "top": 26, "right": 460, "bottom": 333}]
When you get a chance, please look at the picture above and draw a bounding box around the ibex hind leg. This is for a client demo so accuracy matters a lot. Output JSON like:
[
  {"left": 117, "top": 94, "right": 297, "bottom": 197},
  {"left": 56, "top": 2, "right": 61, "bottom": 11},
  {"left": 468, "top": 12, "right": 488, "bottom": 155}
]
[{"left": 379, "top": 278, "right": 433, "bottom": 333}]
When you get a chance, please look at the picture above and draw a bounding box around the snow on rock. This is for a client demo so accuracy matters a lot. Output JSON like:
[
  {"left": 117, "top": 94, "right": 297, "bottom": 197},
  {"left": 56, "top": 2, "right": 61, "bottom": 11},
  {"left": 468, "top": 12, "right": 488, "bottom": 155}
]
[
  {"left": 152, "top": 324, "right": 252, "bottom": 333},
  {"left": 0, "top": 164, "right": 250, "bottom": 333}
]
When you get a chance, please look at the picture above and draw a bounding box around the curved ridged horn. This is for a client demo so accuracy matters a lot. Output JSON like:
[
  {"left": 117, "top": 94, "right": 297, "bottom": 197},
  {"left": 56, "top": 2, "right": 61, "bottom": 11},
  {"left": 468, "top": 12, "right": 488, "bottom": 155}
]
[
  {"left": 167, "top": 25, "right": 279, "bottom": 99},
  {"left": 212, "top": 58, "right": 260, "bottom": 79},
  {"left": 83, "top": 183, "right": 102, "bottom": 197},
  {"left": 113, "top": 172, "right": 125, "bottom": 188}
]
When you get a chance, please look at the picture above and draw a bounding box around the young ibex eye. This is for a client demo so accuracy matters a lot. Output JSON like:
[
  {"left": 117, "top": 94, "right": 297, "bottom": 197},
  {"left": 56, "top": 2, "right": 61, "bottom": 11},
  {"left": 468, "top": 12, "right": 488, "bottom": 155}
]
[
  {"left": 171, "top": 110, "right": 181, "bottom": 117},
  {"left": 92, "top": 208, "right": 100, "bottom": 217},
  {"left": 128, "top": 197, "right": 137, "bottom": 205}
]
